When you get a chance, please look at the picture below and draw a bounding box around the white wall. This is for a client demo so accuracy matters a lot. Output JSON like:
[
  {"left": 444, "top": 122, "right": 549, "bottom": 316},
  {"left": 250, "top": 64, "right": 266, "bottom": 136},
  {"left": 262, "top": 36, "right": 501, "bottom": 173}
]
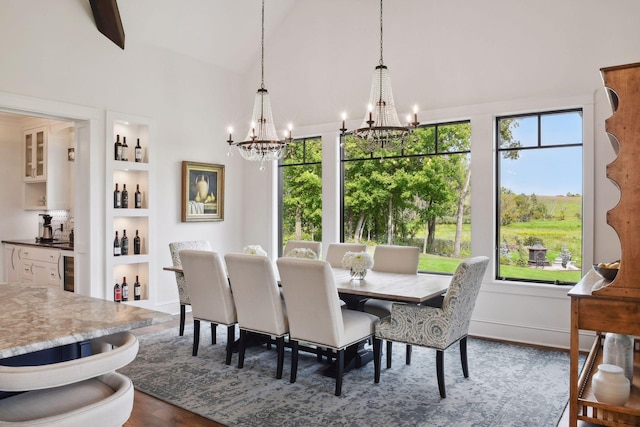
[{"left": 0, "top": 1, "right": 246, "bottom": 309}]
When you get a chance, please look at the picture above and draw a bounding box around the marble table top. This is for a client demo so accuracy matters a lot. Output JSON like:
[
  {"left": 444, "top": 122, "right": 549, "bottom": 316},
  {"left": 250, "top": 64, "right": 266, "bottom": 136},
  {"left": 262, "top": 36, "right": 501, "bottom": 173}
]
[{"left": 0, "top": 283, "right": 172, "bottom": 358}]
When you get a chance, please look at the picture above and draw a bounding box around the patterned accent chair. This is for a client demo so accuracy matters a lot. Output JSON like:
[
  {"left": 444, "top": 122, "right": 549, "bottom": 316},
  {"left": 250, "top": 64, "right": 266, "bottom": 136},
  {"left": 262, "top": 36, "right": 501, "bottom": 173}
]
[
  {"left": 374, "top": 256, "right": 489, "bottom": 398},
  {"left": 169, "top": 240, "right": 212, "bottom": 336}
]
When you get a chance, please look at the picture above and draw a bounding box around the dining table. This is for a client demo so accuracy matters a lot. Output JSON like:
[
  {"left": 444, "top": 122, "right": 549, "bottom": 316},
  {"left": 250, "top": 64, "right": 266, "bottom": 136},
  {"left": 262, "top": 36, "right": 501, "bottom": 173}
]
[{"left": 0, "top": 283, "right": 172, "bottom": 363}]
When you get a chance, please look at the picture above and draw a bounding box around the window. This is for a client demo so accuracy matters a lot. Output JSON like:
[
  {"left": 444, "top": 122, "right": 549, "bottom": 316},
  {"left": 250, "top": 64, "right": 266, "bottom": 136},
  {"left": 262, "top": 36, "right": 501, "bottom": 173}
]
[
  {"left": 341, "top": 121, "right": 471, "bottom": 274},
  {"left": 278, "top": 136, "right": 322, "bottom": 255},
  {"left": 496, "top": 109, "right": 583, "bottom": 284}
]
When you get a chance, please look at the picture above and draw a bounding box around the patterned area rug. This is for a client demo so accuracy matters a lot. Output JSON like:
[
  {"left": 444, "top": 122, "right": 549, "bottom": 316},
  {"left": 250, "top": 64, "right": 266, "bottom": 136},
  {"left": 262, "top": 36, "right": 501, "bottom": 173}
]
[{"left": 120, "top": 324, "right": 581, "bottom": 427}]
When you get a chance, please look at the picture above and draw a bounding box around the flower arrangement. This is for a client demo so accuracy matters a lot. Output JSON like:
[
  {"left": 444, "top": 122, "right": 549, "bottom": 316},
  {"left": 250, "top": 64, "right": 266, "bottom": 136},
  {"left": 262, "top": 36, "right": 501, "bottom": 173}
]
[
  {"left": 341, "top": 251, "right": 374, "bottom": 273},
  {"left": 285, "top": 247, "right": 318, "bottom": 259},
  {"left": 243, "top": 245, "right": 267, "bottom": 256}
]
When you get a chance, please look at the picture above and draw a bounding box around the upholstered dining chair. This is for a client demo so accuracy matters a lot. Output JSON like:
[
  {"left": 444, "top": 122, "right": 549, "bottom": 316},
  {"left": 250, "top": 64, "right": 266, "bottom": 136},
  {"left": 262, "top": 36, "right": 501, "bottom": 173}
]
[
  {"left": 283, "top": 240, "right": 322, "bottom": 258},
  {"left": 0, "top": 331, "right": 138, "bottom": 426},
  {"left": 168, "top": 240, "right": 212, "bottom": 336},
  {"left": 363, "top": 244, "right": 420, "bottom": 367},
  {"left": 325, "top": 242, "right": 367, "bottom": 268},
  {"left": 374, "top": 256, "right": 490, "bottom": 398},
  {"left": 276, "top": 257, "right": 381, "bottom": 396},
  {"left": 224, "top": 252, "right": 289, "bottom": 379},
  {"left": 179, "top": 250, "right": 237, "bottom": 365}
]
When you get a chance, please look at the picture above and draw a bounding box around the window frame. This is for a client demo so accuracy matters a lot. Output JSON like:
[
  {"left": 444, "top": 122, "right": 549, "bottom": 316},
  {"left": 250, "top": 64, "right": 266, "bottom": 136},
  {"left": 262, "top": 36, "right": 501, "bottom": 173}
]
[{"left": 494, "top": 108, "right": 584, "bottom": 284}]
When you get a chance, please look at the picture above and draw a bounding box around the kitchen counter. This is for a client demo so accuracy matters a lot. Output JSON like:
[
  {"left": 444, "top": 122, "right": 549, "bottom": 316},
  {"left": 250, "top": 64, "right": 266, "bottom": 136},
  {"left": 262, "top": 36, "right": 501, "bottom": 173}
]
[
  {"left": 0, "top": 283, "right": 172, "bottom": 359},
  {"left": 2, "top": 239, "right": 74, "bottom": 251}
]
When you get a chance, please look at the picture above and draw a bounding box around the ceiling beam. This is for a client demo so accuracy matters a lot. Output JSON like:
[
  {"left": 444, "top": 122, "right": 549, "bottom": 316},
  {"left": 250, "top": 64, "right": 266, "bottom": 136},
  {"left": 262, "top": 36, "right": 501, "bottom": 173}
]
[{"left": 89, "top": 0, "right": 125, "bottom": 50}]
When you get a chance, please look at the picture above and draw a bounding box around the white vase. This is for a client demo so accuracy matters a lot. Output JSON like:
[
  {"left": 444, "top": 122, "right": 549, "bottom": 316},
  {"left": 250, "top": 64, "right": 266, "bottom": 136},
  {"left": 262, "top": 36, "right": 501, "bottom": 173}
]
[
  {"left": 592, "top": 364, "right": 630, "bottom": 406},
  {"left": 603, "top": 333, "right": 634, "bottom": 383}
]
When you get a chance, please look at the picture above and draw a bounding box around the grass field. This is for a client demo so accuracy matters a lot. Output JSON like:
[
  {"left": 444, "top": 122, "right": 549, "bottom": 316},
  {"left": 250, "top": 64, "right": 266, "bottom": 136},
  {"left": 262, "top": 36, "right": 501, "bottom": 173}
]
[{"left": 410, "top": 195, "right": 584, "bottom": 283}]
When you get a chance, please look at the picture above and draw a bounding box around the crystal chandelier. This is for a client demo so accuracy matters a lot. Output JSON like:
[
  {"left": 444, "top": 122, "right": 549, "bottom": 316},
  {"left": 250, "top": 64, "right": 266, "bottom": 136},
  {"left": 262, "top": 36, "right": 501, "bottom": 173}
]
[
  {"left": 340, "top": 0, "right": 419, "bottom": 153},
  {"left": 227, "top": 0, "right": 292, "bottom": 170}
]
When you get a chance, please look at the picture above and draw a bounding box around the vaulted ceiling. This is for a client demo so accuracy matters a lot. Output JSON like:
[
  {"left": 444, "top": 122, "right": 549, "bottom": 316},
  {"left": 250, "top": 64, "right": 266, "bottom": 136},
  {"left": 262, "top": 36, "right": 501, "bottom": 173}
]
[{"left": 96, "top": 0, "right": 296, "bottom": 74}]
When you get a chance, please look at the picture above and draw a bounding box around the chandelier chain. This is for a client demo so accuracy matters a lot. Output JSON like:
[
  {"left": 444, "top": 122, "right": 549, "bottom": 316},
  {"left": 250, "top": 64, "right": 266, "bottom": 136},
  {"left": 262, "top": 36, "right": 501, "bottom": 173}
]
[
  {"left": 261, "top": 0, "right": 265, "bottom": 89},
  {"left": 379, "top": 0, "right": 384, "bottom": 66}
]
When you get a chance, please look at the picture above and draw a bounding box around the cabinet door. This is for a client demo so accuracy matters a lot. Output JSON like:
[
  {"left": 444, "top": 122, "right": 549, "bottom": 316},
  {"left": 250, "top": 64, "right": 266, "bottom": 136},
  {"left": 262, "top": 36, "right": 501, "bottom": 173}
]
[
  {"left": 3, "top": 245, "right": 20, "bottom": 283},
  {"left": 21, "top": 260, "right": 35, "bottom": 284},
  {"left": 24, "top": 127, "right": 47, "bottom": 182}
]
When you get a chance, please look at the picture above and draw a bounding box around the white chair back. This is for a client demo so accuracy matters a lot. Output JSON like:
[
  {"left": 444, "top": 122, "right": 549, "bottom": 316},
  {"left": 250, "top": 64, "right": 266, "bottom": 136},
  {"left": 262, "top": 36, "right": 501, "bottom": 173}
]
[
  {"left": 276, "top": 257, "right": 344, "bottom": 348},
  {"left": 325, "top": 243, "right": 367, "bottom": 268},
  {"left": 283, "top": 240, "right": 322, "bottom": 258},
  {"left": 179, "top": 250, "right": 236, "bottom": 326},
  {"left": 169, "top": 240, "right": 212, "bottom": 305},
  {"left": 225, "top": 253, "right": 288, "bottom": 336},
  {"left": 372, "top": 245, "right": 419, "bottom": 274}
]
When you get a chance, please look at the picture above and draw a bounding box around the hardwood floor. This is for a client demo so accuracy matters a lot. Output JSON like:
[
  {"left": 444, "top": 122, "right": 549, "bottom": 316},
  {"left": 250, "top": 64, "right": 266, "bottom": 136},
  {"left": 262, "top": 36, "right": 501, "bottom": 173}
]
[{"left": 124, "top": 313, "right": 586, "bottom": 427}]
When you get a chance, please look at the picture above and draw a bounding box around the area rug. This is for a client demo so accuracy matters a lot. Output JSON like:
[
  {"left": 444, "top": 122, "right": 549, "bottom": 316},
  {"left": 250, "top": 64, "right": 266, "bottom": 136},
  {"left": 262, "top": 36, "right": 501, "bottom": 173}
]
[{"left": 120, "top": 324, "right": 581, "bottom": 427}]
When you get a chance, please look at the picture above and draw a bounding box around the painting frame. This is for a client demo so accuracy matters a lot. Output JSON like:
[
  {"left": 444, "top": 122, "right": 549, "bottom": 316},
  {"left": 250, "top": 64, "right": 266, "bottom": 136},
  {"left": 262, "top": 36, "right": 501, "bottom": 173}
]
[{"left": 181, "top": 161, "right": 225, "bottom": 222}]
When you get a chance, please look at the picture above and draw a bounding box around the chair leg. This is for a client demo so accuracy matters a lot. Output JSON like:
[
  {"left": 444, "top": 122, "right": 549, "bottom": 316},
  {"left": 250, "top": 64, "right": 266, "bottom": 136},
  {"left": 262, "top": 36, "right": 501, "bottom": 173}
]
[
  {"left": 386, "top": 341, "right": 393, "bottom": 369},
  {"left": 237, "top": 329, "right": 246, "bottom": 369},
  {"left": 179, "top": 304, "right": 186, "bottom": 336},
  {"left": 436, "top": 350, "right": 446, "bottom": 398},
  {"left": 373, "top": 338, "right": 382, "bottom": 383},
  {"left": 290, "top": 341, "right": 299, "bottom": 384},
  {"left": 406, "top": 344, "right": 412, "bottom": 365},
  {"left": 225, "top": 325, "right": 235, "bottom": 365},
  {"left": 460, "top": 337, "right": 469, "bottom": 378},
  {"left": 211, "top": 323, "right": 217, "bottom": 345},
  {"left": 335, "top": 349, "right": 344, "bottom": 396},
  {"left": 192, "top": 319, "right": 200, "bottom": 356},
  {"left": 276, "top": 336, "right": 285, "bottom": 379}
]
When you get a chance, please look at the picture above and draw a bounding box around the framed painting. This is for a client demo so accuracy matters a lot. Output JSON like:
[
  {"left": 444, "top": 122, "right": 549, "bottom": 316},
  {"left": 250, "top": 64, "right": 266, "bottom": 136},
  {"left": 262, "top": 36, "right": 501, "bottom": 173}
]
[{"left": 181, "top": 161, "right": 225, "bottom": 222}]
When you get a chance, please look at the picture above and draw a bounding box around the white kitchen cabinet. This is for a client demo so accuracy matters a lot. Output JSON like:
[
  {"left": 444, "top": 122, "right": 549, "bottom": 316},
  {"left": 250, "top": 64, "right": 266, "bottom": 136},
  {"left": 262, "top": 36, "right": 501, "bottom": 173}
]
[
  {"left": 3, "top": 244, "right": 20, "bottom": 284},
  {"left": 23, "top": 126, "right": 46, "bottom": 181},
  {"left": 23, "top": 124, "right": 72, "bottom": 210},
  {"left": 19, "top": 246, "right": 62, "bottom": 289}
]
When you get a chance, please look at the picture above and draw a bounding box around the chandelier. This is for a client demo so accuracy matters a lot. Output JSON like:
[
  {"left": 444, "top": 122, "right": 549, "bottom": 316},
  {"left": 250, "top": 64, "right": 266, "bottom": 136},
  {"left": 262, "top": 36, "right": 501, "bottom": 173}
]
[
  {"left": 340, "top": 0, "right": 419, "bottom": 153},
  {"left": 227, "top": 0, "right": 292, "bottom": 170}
]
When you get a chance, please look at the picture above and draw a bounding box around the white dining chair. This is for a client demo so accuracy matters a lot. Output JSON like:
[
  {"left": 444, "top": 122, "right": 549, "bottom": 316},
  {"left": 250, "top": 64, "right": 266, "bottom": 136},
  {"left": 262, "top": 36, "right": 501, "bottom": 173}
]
[
  {"left": 180, "top": 249, "right": 237, "bottom": 365},
  {"left": 363, "top": 244, "right": 420, "bottom": 367},
  {"left": 277, "top": 257, "right": 381, "bottom": 396},
  {"left": 325, "top": 242, "right": 367, "bottom": 268},
  {"left": 283, "top": 240, "right": 322, "bottom": 258},
  {"left": 375, "top": 256, "right": 489, "bottom": 398},
  {"left": 168, "top": 240, "right": 212, "bottom": 336},
  {"left": 0, "top": 331, "right": 138, "bottom": 426},
  {"left": 224, "top": 252, "right": 289, "bottom": 379}
]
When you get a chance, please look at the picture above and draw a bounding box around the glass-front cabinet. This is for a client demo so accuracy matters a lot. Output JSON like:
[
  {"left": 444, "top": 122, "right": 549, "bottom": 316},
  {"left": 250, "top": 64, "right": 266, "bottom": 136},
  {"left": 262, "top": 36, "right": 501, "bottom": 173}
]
[{"left": 24, "top": 126, "right": 46, "bottom": 181}]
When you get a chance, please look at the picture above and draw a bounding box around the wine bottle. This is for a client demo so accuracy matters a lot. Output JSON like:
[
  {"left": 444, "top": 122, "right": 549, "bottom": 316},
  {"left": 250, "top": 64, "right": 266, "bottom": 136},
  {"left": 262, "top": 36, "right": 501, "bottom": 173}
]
[
  {"left": 114, "top": 183, "right": 121, "bottom": 208},
  {"left": 114, "top": 281, "right": 121, "bottom": 302},
  {"left": 134, "top": 275, "right": 141, "bottom": 300},
  {"left": 135, "top": 138, "right": 142, "bottom": 162},
  {"left": 121, "top": 229, "right": 129, "bottom": 255},
  {"left": 121, "top": 136, "right": 128, "bottom": 161},
  {"left": 134, "top": 184, "right": 142, "bottom": 208},
  {"left": 121, "top": 276, "right": 129, "bottom": 302},
  {"left": 121, "top": 184, "right": 129, "bottom": 208},
  {"left": 113, "top": 231, "right": 121, "bottom": 256},
  {"left": 133, "top": 230, "right": 141, "bottom": 255},
  {"left": 114, "top": 134, "right": 122, "bottom": 161}
]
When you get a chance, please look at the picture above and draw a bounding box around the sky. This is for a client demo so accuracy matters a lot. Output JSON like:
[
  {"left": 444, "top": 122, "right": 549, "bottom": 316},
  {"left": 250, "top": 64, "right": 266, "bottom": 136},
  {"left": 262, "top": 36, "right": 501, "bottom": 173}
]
[{"left": 500, "top": 111, "right": 583, "bottom": 196}]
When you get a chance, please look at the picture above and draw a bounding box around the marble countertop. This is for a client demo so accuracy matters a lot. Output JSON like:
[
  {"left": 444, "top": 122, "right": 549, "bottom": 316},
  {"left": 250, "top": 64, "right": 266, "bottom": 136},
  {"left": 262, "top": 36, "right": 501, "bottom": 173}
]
[
  {"left": 0, "top": 283, "right": 172, "bottom": 358},
  {"left": 2, "top": 239, "right": 74, "bottom": 252}
]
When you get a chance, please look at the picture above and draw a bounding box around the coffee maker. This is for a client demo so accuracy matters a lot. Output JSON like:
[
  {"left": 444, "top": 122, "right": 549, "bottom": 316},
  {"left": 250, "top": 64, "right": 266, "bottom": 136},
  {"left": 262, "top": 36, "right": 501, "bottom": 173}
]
[{"left": 39, "top": 214, "right": 54, "bottom": 242}]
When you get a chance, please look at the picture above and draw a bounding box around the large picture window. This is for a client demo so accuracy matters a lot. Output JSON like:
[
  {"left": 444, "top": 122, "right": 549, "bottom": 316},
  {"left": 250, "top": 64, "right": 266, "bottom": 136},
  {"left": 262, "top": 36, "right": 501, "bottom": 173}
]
[
  {"left": 496, "top": 109, "right": 583, "bottom": 284},
  {"left": 278, "top": 136, "right": 322, "bottom": 255},
  {"left": 341, "top": 121, "right": 471, "bottom": 274}
]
